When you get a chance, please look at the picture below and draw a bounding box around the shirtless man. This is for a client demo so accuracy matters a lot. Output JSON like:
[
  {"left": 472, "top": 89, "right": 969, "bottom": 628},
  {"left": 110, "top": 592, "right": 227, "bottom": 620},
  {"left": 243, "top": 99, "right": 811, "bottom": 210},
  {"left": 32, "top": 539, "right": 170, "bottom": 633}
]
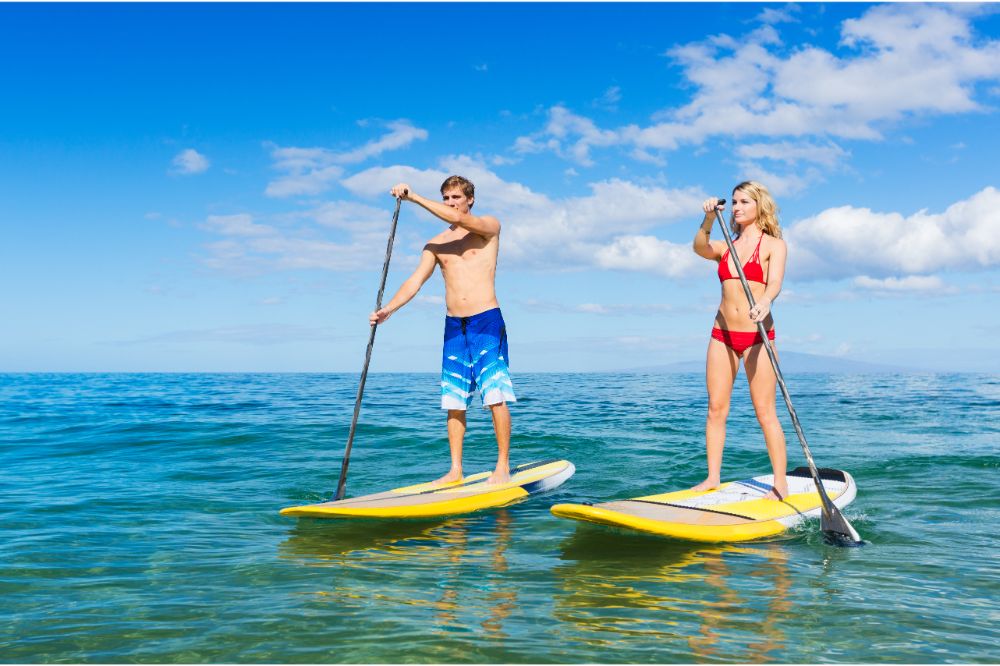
[{"left": 370, "top": 175, "right": 516, "bottom": 485}]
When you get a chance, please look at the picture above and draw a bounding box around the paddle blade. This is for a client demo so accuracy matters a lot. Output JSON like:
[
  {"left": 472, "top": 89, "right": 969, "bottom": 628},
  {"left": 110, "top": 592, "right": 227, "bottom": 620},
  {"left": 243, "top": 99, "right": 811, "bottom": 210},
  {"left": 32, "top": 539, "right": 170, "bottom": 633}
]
[{"left": 821, "top": 506, "right": 864, "bottom": 546}]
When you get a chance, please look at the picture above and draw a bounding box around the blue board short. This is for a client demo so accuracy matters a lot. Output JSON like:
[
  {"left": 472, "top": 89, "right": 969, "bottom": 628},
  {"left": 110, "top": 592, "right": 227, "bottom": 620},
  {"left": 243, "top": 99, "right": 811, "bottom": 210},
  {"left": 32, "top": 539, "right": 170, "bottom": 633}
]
[{"left": 441, "top": 307, "right": 516, "bottom": 410}]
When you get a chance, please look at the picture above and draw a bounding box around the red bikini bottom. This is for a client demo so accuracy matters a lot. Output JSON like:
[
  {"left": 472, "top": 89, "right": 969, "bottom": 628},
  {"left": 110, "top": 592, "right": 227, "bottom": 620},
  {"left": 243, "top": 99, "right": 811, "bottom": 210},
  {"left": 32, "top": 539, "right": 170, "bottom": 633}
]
[{"left": 711, "top": 327, "right": 775, "bottom": 355}]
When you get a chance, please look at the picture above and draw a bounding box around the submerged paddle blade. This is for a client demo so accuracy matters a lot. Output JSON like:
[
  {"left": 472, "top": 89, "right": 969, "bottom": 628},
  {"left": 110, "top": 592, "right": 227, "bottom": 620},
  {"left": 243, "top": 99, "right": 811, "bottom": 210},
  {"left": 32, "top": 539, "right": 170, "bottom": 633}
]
[{"left": 821, "top": 506, "right": 863, "bottom": 546}]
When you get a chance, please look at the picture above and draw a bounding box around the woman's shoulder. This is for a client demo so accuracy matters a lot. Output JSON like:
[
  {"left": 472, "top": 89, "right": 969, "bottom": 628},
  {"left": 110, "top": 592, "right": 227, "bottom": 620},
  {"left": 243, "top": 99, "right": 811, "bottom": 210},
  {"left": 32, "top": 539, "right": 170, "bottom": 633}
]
[
  {"left": 761, "top": 233, "right": 787, "bottom": 257},
  {"left": 762, "top": 233, "right": 786, "bottom": 247}
]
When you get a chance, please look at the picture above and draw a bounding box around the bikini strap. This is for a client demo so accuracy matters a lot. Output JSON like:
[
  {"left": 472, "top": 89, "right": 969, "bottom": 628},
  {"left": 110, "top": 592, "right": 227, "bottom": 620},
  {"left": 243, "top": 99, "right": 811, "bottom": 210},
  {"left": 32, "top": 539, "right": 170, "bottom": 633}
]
[{"left": 749, "top": 234, "right": 764, "bottom": 263}]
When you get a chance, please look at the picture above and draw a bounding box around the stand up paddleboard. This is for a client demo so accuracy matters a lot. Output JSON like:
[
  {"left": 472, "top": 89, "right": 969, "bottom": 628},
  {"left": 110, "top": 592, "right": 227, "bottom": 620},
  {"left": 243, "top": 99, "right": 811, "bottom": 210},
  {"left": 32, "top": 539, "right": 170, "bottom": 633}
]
[
  {"left": 551, "top": 467, "right": 856, "bottom": 542},
  {"left": 282, "top": 459, "right": 575, "bottom": 519}
]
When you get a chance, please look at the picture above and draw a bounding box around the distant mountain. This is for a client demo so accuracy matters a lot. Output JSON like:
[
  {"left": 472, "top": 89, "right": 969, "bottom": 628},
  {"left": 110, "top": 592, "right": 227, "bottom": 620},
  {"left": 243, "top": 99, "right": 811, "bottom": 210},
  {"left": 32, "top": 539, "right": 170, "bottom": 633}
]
[{"left": 630, "top": 350, "right": 915, "bottom": 374}]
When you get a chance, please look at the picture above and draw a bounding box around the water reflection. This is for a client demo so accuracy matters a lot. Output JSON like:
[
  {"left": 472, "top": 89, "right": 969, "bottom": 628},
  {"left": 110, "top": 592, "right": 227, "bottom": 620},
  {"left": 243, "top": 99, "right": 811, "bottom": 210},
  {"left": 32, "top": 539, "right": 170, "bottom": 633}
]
[
  {"left": 278, "top": 510, "right": 517, "bottom": 644},
  {"left": 480, "top": 509, "right": 517, "bottom": 639},
  {"left": 554, "top": 527, "right": 791, "bottom": 662}
]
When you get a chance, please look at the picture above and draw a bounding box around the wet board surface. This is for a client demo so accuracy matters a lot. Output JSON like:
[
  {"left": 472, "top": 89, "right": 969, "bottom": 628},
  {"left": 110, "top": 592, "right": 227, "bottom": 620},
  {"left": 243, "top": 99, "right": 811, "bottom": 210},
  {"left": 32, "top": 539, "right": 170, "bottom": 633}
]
[
  {"left": 281, "top": 459, "right": 575, "bottom": 519},
  {"left": 551, "top": 467, "right": 856, "bottom": 542}
]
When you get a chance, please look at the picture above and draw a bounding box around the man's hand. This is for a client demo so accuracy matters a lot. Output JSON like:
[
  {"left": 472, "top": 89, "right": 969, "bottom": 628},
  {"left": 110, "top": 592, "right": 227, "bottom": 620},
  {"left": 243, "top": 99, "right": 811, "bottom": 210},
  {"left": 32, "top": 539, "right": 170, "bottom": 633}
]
[
  {"left": 390, "top": 183, "right": 412, "bottom": 200},
  {"left": 369, "top": 308, "right": 392, "bottom": 326}
]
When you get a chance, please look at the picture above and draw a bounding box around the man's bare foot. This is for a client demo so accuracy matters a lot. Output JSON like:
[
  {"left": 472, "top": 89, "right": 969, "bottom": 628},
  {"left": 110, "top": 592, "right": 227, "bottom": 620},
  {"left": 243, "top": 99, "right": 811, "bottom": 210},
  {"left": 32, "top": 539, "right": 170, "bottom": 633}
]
[
  {"left": 433, "top": 469, "right": 463, "bottom": 485},
  {"left": 691, "top": 478, "right": 721, "bottom": 492},
  {"left": 762, "top": 485, "right": 787, "bottom": 501},
  {"left": 486, "top": 469, "right": 511, "bottom": 485}
]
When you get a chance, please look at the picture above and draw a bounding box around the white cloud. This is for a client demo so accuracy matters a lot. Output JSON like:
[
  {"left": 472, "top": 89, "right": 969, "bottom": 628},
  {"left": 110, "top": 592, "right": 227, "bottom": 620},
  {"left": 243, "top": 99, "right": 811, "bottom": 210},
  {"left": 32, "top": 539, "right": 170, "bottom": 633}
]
[
  {"left": 265, "top": 120, "right": 428, "bottom": 198},
  {"left": 757, "top": 5, "right": 800, "bottom": 25},
  {"left": 339, "top": 157, "right": 707, "bottom": 277},
  {"left": 521, "top": 299, "right": 685, "bottom": 316},
  {"left": 853, "top": 275, "right": 955, "bottom": 294},
  {"left": 592, "top": 86, "right": 622, "bottom": 111},
  {"left": 201, "top": 158, "right": 1000, "bottom": 287},
  {"left": 308, "top": 201, "right": 394, "bottom": 233},
  {"left": 832, "top": 342, "right": 853, "bottom": 357},
  {"left": 264, "top": 146, "right": 344, "bottom": 198},
  {"left": 203, "top": 214, "right": 274, "bottom": 237},
  {"left": 611, "top": 334, "right": 689, "bottom": 353},
  {"left": 171, "top": 148, "right": 209, "bottom": 175},
  {"left": 512, "top": 4, "right": 1000, "bottom": 185},
  {"left": 122, "top": 324, "right": 342, "bottom": 346},
  {"left": 341, "top": 165, "right": 450, "bottom": 200},
  {"left": 199, "top": 204, "right": 407, "bottom": 275},
  {"left": 736, "top": 141, "right": 848, "bottom": 167},
  {"left": 734, "top": 161, "right": 821, "bottom": 197},
  {"left": 593, "top": 235, "right": 703, "bottom": 277},
  {"left": 785, "top": 186, "right": 1000, "bottom": 280},
  {"left": 513, "top": 105, "right": 620, "bottom": 166},
  {"left": 336, "top": 120, "right": 428, "bottom": 165}
]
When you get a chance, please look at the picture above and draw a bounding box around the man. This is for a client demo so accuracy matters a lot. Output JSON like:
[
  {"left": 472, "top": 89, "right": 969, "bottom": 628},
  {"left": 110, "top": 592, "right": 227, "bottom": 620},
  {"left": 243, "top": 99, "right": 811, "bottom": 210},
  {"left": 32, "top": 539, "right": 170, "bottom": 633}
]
[{"left": 370, "top": 175, "right": 516, "bottom": 485}]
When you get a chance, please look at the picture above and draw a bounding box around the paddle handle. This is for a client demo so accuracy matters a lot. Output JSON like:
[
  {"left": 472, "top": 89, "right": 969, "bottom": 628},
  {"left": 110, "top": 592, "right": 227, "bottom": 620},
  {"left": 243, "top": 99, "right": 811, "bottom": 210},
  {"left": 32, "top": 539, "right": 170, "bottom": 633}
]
[
  {"left": 712, "top": 203, "right": 861, "bottom": 543},
  {"left": 334, "top": 197, "right": 403, "bottom": 501}
]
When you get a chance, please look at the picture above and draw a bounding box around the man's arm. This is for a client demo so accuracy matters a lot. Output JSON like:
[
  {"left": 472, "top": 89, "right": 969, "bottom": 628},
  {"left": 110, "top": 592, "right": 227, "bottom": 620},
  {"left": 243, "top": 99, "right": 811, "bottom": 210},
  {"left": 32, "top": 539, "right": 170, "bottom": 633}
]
[
  {"left": 369, "top": 248, "right": 437, "bottom": 325},
  {"left": 391, "top": 184, "right": 500, "bottom": 238}
]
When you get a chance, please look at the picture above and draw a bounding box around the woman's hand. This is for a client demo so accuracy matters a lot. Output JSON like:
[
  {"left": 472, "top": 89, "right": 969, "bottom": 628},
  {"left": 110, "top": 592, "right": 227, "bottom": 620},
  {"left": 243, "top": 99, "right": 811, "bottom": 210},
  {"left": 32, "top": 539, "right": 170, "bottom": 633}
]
[
  {"left": 749, "top": 298, "right": 771, "bottom": 322},
  {"left": 702, "top": 197, "right": 724, "bottom": 215}
]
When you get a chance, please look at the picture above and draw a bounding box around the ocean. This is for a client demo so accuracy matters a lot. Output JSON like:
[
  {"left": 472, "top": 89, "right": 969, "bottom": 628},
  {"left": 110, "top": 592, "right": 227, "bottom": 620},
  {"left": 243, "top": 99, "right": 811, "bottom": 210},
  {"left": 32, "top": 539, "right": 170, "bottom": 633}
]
[{"left": 1, "top": 372, "right": 997, "bottom": 663}]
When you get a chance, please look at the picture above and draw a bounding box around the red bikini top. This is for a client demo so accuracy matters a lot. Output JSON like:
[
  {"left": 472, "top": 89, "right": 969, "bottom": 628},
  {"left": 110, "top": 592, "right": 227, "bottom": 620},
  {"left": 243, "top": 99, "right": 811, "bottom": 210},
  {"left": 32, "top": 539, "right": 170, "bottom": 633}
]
[{"left": 718, "top": 234, "right": 767, "bottom": 285}]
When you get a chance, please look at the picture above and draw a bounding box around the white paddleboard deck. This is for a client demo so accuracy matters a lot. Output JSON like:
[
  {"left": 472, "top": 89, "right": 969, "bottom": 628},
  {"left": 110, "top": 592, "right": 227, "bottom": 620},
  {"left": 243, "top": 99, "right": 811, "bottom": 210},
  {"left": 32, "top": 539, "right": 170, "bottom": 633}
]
[{"left": 551, "top": 467, "right": 856, "bottom": 542}]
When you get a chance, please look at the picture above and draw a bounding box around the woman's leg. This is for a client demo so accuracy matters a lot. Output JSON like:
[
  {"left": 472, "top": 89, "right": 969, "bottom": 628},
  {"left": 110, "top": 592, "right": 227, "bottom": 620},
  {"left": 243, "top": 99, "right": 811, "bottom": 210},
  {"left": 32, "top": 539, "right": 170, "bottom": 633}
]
[
  {"left": 693, "top": 338, "right": 740, "bottom": 491},
  {"left": 745, "top": 341, "right": 788, "bottom": 499}
]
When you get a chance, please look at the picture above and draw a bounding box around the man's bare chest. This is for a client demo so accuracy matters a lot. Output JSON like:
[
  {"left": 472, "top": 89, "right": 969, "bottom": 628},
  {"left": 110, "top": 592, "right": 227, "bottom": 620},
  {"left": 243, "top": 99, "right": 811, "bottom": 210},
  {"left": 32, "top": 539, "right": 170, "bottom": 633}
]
[{"left": 434, "top": 234, "right": 494, "bottom": 269}]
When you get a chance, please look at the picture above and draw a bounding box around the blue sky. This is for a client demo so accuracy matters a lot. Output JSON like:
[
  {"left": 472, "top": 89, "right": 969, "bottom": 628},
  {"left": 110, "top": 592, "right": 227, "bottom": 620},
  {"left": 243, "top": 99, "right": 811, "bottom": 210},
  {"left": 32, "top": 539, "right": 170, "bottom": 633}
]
[{"left": 3, "top": 2, "right": 999, "bottom": 373}]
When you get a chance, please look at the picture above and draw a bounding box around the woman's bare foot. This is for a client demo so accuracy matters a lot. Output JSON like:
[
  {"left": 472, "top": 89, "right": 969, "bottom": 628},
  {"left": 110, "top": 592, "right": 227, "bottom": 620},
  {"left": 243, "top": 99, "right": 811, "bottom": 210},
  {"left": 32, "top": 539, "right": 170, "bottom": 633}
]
[
  {"left": 691, "top": 478, "right": 720, "bottom": 492},
  {"left": 433, "top": 469, "right": 463, "bottom": 485},
  {"left": 487, "top": 468, "right": 511, "bottom": 485},
  {"left": 762, "top": 485, "right": 787, "bottom": 501}
]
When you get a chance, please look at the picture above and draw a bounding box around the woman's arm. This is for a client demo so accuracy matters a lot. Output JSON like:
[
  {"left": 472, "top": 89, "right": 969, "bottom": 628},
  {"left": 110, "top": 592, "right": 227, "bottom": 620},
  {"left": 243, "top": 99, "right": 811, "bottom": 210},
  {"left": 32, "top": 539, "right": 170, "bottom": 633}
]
[
  {"left": 750, "top": 237, "right": 787, "bottom": 322},
  {"left": 693, "top": 198, "right": 727, "bottom": 261}
]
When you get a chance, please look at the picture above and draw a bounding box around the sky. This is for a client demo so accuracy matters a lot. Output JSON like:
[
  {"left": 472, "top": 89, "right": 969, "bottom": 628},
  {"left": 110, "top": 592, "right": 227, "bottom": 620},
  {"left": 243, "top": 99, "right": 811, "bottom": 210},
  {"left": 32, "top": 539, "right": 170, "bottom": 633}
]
[{"left": 2, "top": 2, "right": 999, "bottom": 373}]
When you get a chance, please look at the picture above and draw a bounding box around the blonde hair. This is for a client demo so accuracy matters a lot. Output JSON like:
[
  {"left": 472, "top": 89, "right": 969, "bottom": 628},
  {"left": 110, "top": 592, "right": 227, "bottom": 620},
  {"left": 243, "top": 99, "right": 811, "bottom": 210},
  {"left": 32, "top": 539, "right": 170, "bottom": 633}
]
[{"left": 731, "top": 181, "right": 781, "bottom": 239}]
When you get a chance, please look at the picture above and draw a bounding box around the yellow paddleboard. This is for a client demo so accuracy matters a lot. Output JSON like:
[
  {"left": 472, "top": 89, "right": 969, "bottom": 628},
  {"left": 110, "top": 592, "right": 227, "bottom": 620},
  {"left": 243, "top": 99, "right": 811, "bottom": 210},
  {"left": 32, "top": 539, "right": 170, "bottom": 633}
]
[
  {"left": 281, "top": 459, "right": 575, "bottom": 519},
  {"left": 551, "top": 467, "right": 856, "bottom": 542}
]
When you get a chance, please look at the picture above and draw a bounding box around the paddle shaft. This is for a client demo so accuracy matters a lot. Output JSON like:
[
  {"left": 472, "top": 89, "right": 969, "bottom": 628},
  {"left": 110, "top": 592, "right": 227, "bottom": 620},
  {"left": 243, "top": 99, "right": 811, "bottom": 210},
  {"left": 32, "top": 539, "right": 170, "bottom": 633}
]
[
  {"left": 712, "top": 205, "right": 861, "bottom": 543},
  {"left": 334, "top": 197, "right": 403, "bottom": 501}
]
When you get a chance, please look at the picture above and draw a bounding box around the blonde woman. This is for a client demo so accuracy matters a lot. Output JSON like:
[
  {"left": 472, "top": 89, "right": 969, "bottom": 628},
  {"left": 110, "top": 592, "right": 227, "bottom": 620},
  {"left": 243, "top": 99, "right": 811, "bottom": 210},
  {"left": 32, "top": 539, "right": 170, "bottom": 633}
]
[{"left": 692, "top": 181, "right": 789, "bottom": 500}]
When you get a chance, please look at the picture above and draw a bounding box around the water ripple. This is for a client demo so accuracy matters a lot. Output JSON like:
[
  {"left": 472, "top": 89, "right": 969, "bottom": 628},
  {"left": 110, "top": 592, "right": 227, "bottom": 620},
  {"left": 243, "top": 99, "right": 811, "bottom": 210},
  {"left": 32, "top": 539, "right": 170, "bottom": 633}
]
[{"left": 0, "top": 372, "right": 997, "bottom": 662}]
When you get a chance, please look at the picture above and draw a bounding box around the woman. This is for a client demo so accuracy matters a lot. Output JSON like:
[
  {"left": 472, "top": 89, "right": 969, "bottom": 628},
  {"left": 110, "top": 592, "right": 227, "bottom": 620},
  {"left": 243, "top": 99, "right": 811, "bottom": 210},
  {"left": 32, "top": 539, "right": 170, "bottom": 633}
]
[{"left": 692, "top": 181, "right": 789, "bottom": 500}]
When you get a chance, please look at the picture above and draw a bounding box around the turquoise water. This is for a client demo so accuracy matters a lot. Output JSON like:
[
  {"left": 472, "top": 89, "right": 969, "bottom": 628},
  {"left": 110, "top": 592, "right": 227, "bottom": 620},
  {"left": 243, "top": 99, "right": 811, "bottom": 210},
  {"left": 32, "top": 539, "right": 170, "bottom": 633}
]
[{"left": 1, "top": 372, "right": 998, "bottom": 663}]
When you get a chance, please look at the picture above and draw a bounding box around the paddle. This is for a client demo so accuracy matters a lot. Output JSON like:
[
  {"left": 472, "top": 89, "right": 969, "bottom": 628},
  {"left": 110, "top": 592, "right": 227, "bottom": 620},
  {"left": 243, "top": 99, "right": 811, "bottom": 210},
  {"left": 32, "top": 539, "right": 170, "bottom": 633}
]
[
  {"left": 333, "top": 195, "right": 404, "bottom": 501},
  {"left": 712, "top": 200, "right": 863, "bottom": 546}
]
